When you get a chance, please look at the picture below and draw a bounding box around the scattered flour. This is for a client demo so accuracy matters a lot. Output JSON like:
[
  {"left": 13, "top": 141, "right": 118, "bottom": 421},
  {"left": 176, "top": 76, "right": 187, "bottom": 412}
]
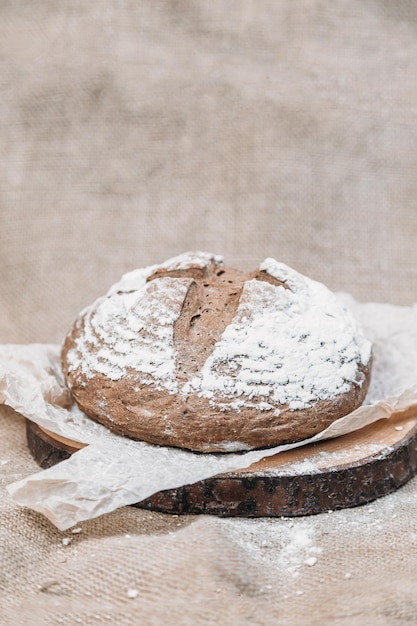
[
  {"left": 263, "top": 443, "right": 394, "bottom": 477},
  {"left": 220, "top": 518, "right": 322, "bottom": 579}
]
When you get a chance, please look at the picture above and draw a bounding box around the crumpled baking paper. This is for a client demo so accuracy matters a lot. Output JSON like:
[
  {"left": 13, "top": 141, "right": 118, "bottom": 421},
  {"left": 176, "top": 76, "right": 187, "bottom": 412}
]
[{"left": 3, "top": 297, "right": 417, "bottom": 531}]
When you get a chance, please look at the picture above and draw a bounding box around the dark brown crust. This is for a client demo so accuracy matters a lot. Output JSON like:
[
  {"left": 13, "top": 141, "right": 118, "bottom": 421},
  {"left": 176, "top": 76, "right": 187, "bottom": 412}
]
[
  {"left": 61, "top": 259, "right": 372, "bottom": 452},
  {"left": 62, "top": 360, "right": 371, "bottom": 452}
]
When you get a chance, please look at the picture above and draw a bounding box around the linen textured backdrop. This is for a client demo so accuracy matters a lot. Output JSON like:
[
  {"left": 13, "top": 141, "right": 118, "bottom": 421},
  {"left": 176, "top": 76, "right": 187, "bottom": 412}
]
[{"left": 1, "top": 1, "right": 417, "bottom": 624}]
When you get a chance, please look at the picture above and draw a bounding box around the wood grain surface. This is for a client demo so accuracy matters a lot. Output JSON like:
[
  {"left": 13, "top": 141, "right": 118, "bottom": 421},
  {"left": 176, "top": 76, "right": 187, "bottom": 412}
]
[{"left": 26, "top": 408, "right": 417, "bottom": 517}]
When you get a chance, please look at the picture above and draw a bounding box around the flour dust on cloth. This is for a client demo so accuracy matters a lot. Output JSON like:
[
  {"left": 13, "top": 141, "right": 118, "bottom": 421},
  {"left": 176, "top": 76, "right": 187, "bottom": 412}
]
[{"left": 2, "top": 297, "right": 417, "bottom": 530}]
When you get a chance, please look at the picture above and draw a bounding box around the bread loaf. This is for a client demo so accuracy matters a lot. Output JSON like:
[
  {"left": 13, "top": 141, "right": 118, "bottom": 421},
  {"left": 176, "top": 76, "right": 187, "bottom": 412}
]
[{"left": 61, "top": 252, "right": 372, "bottom": 452}]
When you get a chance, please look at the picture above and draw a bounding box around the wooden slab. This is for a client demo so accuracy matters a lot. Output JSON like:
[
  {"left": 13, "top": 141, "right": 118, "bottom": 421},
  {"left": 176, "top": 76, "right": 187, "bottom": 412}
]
[{"left": 26, "top": 408, "right": 417, "bottom": 517}]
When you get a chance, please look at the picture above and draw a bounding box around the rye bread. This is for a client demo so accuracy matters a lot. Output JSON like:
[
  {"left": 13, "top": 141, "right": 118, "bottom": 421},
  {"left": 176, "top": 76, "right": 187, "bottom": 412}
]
[{"left": 61, "top": 252, "right": 372, "bottom": 452}]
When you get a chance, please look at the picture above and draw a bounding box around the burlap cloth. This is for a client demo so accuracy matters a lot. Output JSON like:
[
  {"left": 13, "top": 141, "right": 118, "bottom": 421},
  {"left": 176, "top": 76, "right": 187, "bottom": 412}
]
[{"left": 1, "top": 1, "right": 417, "bottom": 624}]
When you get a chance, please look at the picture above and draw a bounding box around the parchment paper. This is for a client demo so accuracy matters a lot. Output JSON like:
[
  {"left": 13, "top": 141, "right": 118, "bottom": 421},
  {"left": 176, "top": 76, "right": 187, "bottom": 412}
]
[{"left": 3, "top": 297, "right": 417, "bottom": 531}]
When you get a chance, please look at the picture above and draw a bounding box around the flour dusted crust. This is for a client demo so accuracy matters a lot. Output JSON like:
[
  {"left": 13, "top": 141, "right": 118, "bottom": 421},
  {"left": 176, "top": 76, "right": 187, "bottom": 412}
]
[{"left": 61, "top": 252, "right": 372, "bottom": 452}]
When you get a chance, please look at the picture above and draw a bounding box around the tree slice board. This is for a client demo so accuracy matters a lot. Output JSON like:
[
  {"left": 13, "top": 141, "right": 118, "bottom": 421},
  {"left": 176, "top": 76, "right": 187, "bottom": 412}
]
[{"left": 25, "top": 408, "right": 417, "bottom": 517}]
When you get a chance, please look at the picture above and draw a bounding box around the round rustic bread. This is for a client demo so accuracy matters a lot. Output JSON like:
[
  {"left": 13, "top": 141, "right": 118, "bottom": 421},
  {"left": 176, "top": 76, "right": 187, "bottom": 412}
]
[{"left": 61, "top": 252, "right": 372, "bottom": 452}]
